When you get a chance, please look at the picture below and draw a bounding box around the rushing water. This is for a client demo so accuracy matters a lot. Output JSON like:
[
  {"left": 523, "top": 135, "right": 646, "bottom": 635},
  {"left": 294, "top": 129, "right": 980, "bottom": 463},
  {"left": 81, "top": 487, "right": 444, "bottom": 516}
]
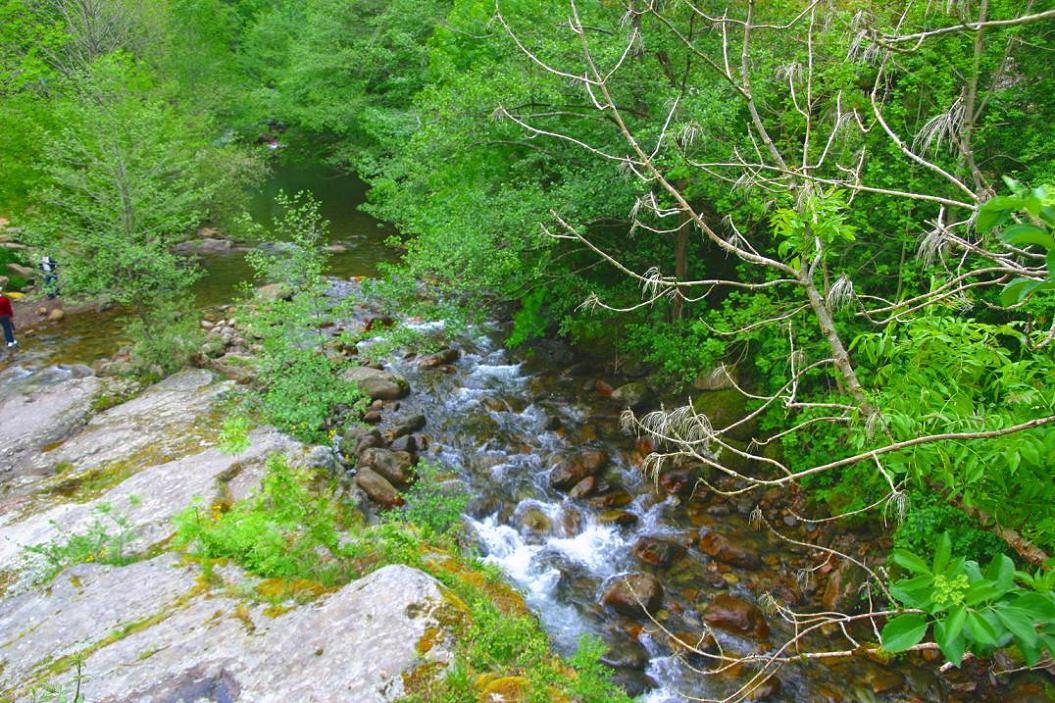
[{"left": 9, "top": 160, "right": 1050, "bottom": 703}]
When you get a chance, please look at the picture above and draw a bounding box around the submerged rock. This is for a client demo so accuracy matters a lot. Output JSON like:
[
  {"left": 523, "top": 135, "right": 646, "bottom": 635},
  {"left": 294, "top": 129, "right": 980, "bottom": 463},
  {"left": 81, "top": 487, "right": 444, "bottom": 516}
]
[
  {"left": 601, "top": 573, "right": 663, "bottom": 618},
  {"left": 698, "top": 529, "right": 761, "bottom": 570},
  {"left": 548, "top": 448, "right": 609, "bottom": 490},
  {"left": 702, "top": 593, "right": 769, "bottom": 639},
  {"left": 632, "top": 536, "right": 687, "bottom": 568}
]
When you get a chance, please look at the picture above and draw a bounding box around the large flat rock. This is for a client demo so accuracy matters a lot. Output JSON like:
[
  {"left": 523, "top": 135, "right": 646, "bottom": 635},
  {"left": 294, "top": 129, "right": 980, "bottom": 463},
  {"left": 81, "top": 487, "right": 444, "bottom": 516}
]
[{"left": 0, "top": 560, "right": 450, "bottom": 703}]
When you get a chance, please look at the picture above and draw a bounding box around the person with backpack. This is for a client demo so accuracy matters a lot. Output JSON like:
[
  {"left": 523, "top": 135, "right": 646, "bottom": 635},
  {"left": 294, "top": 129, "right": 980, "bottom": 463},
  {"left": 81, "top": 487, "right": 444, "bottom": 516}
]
[{"left": 0, "top": 286, "right": 16, "bottom": 348}]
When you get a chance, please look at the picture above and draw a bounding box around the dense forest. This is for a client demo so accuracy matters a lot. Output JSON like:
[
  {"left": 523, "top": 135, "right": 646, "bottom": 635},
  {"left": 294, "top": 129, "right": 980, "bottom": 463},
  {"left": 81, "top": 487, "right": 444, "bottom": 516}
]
[{"left": 3, "top": 0, "right": 1055, "bottom": 701}]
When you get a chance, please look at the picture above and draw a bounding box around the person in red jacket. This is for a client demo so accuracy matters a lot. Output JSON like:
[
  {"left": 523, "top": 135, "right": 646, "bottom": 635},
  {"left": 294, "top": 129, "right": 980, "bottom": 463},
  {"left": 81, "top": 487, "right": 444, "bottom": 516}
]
[{"left": 0, "top": 286, "right": 16, "bottom": 348}]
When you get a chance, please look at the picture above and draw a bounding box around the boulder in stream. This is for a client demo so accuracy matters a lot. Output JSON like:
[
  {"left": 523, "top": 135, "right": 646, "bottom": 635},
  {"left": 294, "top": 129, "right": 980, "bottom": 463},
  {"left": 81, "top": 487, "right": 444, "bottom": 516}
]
[
  {"left": 698, "top": 529, "right": 761, "bottom": 570},
  {"left": 355, "top": 467, "right": 404, "bottom": 507},
  {"left": 632, "top": 536, "right": 687, "bottom": 568},
  {"left": 702, "top": 593, "right": 769, "bottom": 639},
  {"left": 343, "top": 366, "right": 409, "bottom": 401},
  {"left": 548, "top": 448, "right": 609, "bottom": 490},
  {"left": 610, "top": 381, "right": 653, "bottom": 409},
  {"left": 359, "top": 447, "right": 416, "bottom": 486},
  {"left": 601, "top": 572, "right": 663, "bottom": 618}
]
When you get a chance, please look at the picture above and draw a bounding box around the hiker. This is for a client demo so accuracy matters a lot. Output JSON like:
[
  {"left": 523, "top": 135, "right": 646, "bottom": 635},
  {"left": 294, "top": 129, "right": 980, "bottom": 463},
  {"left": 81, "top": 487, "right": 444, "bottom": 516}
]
[
  {"left": 0, "top": 286, "right": 16, "bottom": 349},
  {"left": 40, "top": 254, "right": 58, "bottom": 299}
]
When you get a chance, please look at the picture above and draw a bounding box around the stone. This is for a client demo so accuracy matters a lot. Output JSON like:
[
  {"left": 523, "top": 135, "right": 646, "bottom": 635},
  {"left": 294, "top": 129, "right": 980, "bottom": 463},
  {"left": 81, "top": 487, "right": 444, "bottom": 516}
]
[
  {"left": 601, "top": 639, "right": 650, "bottom": 670},
  {"left": 693, "top": 364, "right": 738, "bottom": 391},
  {"left": 355, "top": 467, "right": 403, "bottom": 507},
  {"left": 601, "top": 573, "right": 663, "bottom": 618},
  {"left": 46, "top": 307, "right": 65, "bottom": 321},
  {"left": 343, "top": 366, "right": 409, "bottom": 401},
  {"left": 390, "top": 434, "right": 418, "bottom": 453},
  {"left": 599, "top": 510, "right": 639, "bottom": 527},
  {"left": 568, "top": 475, "right": 596, "bottom": 499},
  {"left": 632, "top": 536, "right": 686, "bottom": 568},
  {"left": 390, "top": 414, "right": 426, "bottom": 438},
  {"left": 548, "top": 449, "right": 609, "bottom": 490},
  {"left": 821, "top": 560, "right": 867, "bottom": 613},
  {"left": 698, "top": 529, "right": 761, "bottom": 570},
  {"left": 0, "top": 559, "right": 450, "bottom": 703},
  {"left": 746, "top": 676, "right": 782, "bottom": 701},
  {"left": 691, "top": 389, "right": 757, "bottom": 441},
  {"left": 610, "top": 381, "right": 652, "bottom": 409},
  {"left": 7, "top": 262, "right": 35, "bottom": 278},
  {"left": 702, "top": 593, "right": 769, "bottom": 639},
  {"left": 254, "top": 283, "right": 292, "bottom": 301},
  {"left": 587, "top": 488, "right": 633, "bottom": 510},
  {"left": 658, "top": 466, "right": 699, "bottom": 497},
  {"left": 419, "top": 348, "right": 459, "bottom": 369},
  {"left": 359, "top": 448, "right": 416, "bottom": 487}
]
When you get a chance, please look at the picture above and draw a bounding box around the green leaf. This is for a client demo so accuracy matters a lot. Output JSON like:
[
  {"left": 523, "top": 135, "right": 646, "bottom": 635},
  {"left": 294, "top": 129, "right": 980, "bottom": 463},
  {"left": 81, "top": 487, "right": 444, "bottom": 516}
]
[
  {"left": 995, "top": 606, "right": 1039, "bottom": 649},
  {"left": 1000, "top": 277, "right": 1043, "bottom": 306},
  {"left": 984, "top": 554, "right": 1015, "bottom": 592},
  {"left": 893, "top": 550, "right": 932, "bottom": 576},
  {"left": 891, "top": 574, "right": 935, "bottom": 609},
  {"left": 965, "top": 610, "right": 999, "bottom": 648},
  {"left": 934, "top": 607, "right": 967, "bottom": 666},
  {"left": 999, "top": 223, "right": 1055, "bottom": 250},
  {"left": 881, "top": 614, "right": 929, "bottom": 653},
  {"left": 933, "top": 533, "right": 952, "bottom": 574}
]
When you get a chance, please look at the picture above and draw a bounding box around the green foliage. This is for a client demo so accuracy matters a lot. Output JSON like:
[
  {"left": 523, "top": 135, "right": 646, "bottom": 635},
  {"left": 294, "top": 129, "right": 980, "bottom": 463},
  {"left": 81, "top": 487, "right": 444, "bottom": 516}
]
[
  {"left": 893, "top": 493, "right": 1005, "bottom": 566},
  {"left": 241, "top": 191, "right": 366, "bottom": 442},
  {"left": 882, "top": 534, "right": 1055, "bottom": 668},
  {"left": 23, "top": 503, "right": 138, "bottom": 584},
  {"left": 978, "top": 180, "right": 1055, "bottom": 305},
  {"left": 174, "top": 455, "right": 358, "bottom": 585},
  {"left": 771, "top": 189, "right": 856, "bottom": 267},
  {"left": 125, "top": 301, "right": 203, "bottom": 380},
  {"left": 386, "top": 460, "right": 468, "bottom": 539},
  {"left": 218, "top": 413, "right": 253, "bottom": 455}
]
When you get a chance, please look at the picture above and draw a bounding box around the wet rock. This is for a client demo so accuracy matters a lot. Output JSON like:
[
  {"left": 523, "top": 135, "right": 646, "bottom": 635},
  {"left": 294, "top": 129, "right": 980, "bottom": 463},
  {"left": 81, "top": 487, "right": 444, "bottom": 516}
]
[
  {"left": 390, "top": 414, "right": 426, "bottom": 439},
  {"left": 363, "top": 411, "right": 382, "bottom": 424},
  {"left": 390, "top": 434, "right": 417, "bottom": 453},
  {"left": 611, "top": 381, "right": 652, "bottom": 409},
  {"left": 479, "top": 395, "right": 506, "bottom": 412},
  {"left": 746, "top": 676, "right": 781, "bottom": 701},
  {"left": 359, "top": 448, "right": 416, "bottom": 487},
  {"left": 549, "top": 448, "right": 609, "bottom": 490},
  {"left": 599, "top": 510, "right": 639, "bottom": 527},
  {"left": 601, "top": 573, "right": 663, "bottom": 618},
  {"left": 587, "top": 488, "right": 633, "bottom": 510},
  {"left": 658, "top": 466, "right": 698, "bottom": 497},
  {"left": 698, "top": 529, "right": 761, "bottom": 570},
  {"left": 207, "top": 353, "right": 256, "bottom": 384},
  {"left": 822, "top": 560, "right": 867, "bottom": 613},
  {"left": 632, "top": 537, "right": 687, "bottom": 568},
  {"left": 342, "top": 426, "right": 382, "bottom": 453},
  {"left": 601, "top": 638, "right": 650, "bottom": 670},
  {"left": 691, "top": 389, "right": 757, "bottom": 441},
  {"left": 47, "top": 307, "right": 65, "bottom": 321},
  {"left": 355, "top": 467, "right": 403, "bottom": 507},
  {"left": 568, "top": 475, "right": 596, "bottom": 499},
  {"left": 610, "top": 670, "right": 658, "bottom": 698},
  {"left": 343, "top": 366, "right": 409, "bottom": 401},
  {"left": 558, "top": 505, "right": 584, "bottom": 537},
  {"left": 595, "top": 379, "right": 615, "bottom": 396},
  {"left": 702, "top": 593, "right": 769, "bottom": 639},
  {"left": 517, "top": 506, "right": 552, "bottom": 541},
  {"left": 419, "top": 348, "right": 459, "bottom": 369}
]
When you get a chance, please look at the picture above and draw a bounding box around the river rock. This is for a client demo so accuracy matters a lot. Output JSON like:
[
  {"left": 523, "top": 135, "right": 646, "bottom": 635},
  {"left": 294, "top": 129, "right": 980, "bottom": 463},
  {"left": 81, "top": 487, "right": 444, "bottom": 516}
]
[
  {"left": 601, "top": 573, "right": 663, "bottom": 618},
  {"left": 419, "top": 348, "right": 459, "bottom": 369},
  {"left": 568, "top": 475, "right": 596, "bottom": 499},
  {"left": 632, "top": 536, "right": 687, "bottom": 568},
  {"left": 691, "top": 389, "right": 757, "bottom": 441},
  {"left": 355, "top": 467, "right": 403, "bottom": 507},
  {"left": 610, "top": 381, "right": 652, "bottom": 409},
  {"left": 7, "top": 262, "right": 34, "bottom": 278},
  {"left": 548, "top": 448, "right": 609, "bottom": 490},
  {"left": 822, "top": 560, "right": 868, "bottom": 613},
  {"left": 343, "top": 366, "right": 409, "bottom": 401},
  {"left": 46, "top": 308, "right": 65, "bottom": 321},
  {"left": 658, "top": 466, "right": 699, "bottom": 496},
  {"left": 702, "top": 593, "right": 769, "bottom": 639},
  {"left": 389, "top": 413, "right": 426, "bottom": 439},
  {"left": 254, "top": 282, "right": 292, "bottom": 301},
  {"left": 698, "top": 529, "right": 761, "bottom": 570},
  {"left": 359, "top": 448, "right": 416, "bottom": 486},
  {"left": 390, "top": 433, "right": 417, "bottom": 453},
  {"left": 587, "top": 488, "right": 633, "bottom": 510},
  {"left": 746, "top": 676, "right": 782, "bottom": 701},
  {"left": 601, "top": 638, "right": 650, "bottom": 670},
  {"left": 599, "top": 510, "right": 638, "bottom": 527}
]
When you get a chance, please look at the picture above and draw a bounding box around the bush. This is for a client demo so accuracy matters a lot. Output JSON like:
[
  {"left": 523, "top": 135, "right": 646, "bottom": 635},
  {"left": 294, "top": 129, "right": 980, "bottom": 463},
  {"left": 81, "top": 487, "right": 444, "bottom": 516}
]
[{"left": 386, "top": 460, "right": 469, "bottom": 539}]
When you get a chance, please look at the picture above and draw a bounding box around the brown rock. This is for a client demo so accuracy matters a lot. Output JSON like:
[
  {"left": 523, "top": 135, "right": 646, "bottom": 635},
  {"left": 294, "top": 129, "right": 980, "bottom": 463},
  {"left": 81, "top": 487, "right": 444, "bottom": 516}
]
[
  {"left": 599, "top": 510, "right": 638, "bottom": 527},
  {"left": 601, "top": 573, "right": 662, "bottom": 618},
  {"left": 47, "top": 308, "right": 65, "bottom": 321},
  {"left": 359, "top": 448, "right": 416, "bottom": 486},
  {"left": 549, "top": 449, "right": 609, "bottom": 490},
  {"left": 821, "top": 560, "right": 867, "bottom": 613},
  {"left": 632, "top": 537, "right": 686, "bottom": 568},
  {"left": 702, "top": 593, "right": 768, "bottom": 639},
  {"left": 419, "top": 348, "right": 459, "bottom": 369},
  {"left": 698, "top": 530, "right": 761, "bottom": 570},
  {"left": 568, "top": 476, "right": 596, "bottom": 499},
  {"left": 355, "top": 468, "right": 403, "bottom": 507}
]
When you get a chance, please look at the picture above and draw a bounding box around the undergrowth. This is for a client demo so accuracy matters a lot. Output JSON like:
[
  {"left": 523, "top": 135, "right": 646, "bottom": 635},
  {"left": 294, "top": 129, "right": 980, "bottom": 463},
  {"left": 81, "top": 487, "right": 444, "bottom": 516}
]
[{"left": 23, "top": 501, "right": 140, "bottom": 584}]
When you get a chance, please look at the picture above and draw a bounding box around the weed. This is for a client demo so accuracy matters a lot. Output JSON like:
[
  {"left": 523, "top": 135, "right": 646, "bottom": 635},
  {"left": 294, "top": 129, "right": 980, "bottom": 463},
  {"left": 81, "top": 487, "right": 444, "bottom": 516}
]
[{"left": 23, "top": 503, "right": 138, "bottom": 584}]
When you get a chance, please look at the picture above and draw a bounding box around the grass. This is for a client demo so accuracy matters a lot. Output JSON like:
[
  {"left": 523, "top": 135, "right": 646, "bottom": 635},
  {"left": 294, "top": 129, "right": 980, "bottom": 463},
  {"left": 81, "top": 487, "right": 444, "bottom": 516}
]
[{"left": 22, "top": 501, "right": 140, "bottom": 585}]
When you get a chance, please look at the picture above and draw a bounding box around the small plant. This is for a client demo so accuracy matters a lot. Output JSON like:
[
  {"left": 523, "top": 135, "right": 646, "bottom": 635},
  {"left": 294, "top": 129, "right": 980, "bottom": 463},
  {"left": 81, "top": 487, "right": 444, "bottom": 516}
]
[
  {"left": 218, "top": 413, "right": 253, "bottom": 455},
  {"left": 23, "top": 503, "right": 138, "bottom": 584},
  {"left": 881, "top": 533, "right": 1055, "bottom": 666},
  {"left": 174, "top": 455, "right": 360, "bottom": 585},
  {"left": 386, "top": 460, "right": 469, "bottom": 539}
]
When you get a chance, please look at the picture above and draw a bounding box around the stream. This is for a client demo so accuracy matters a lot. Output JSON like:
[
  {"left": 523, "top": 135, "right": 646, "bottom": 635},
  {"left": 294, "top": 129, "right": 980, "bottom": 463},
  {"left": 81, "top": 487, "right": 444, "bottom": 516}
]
[{"left": 6, "top": 158, "right": 1049, "bottom": 703}]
